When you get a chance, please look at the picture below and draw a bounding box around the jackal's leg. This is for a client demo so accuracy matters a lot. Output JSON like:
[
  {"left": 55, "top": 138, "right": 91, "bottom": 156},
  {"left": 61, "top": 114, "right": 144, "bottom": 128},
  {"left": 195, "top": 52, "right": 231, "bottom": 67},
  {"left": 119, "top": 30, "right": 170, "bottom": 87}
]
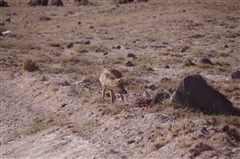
[
  {"left": 102, "top": 87, "right": 106, "bottom": 100},
  {"left": 119, "top": 93, "right": 124, "bottom": 101},
  {"left": 110, "top": 89, "right": 116, "bottom": 103}
]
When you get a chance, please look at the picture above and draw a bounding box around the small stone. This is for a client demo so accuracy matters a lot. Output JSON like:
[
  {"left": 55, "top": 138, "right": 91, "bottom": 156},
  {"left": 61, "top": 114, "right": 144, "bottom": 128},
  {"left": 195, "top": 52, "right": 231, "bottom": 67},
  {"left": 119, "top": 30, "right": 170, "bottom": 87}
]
[
  {"left": 185, "top": 59, "right": 195, "bottom": 66},
  {"left": 84, "top": 40, "right": 91, "bottom": 45},
  {"left": 5, "top": 17, "right": 11, "bottom": 22},
  {"left": 200, "top": 57, "right": 213, "bottom": 65},
  {"left": 103, "top": 52, "right": 108, "bottom": 55},
  {"left": 127, "top": 53, "right": 136, "bottom": 58},
  {"left": 180, "top": 46, "right": 189, "bottom": 52},
  {"left": 113, "top": 45, "right": 121, "bottom": 49},
  {"left": 89, "top": 26, "right": 94, "bottom": 29},
  {"left": 228, "top": 49, "right": 234, "bottom": 53},
  {"left": 63, "top": 80, "right": 71, "bottom": 86},
  {"left": 160, "top": 78, "right": 171, "bottom": 83},
  {"left": 143, "top": 91, "right": 151, "bottom": 98},
  {"left": 224, "top": 44, "right": 229, "bottom": 48},
  {"left": 66, "top": 42, "right": 73, "bottom": 48},
  {"left": 201, "top": 127, "right": 208, "bottom": 134},
  {"left": 164, "top": 65, "right": 170, "bottom": 68},
  {"left": 148, "top": 84, "right": 157, "bottom": 90},
  {"left": 61, "top": 103, "right": 67, "bottom": 108},
  {"left": 124, "top": 61, "right": 134, "bottom": 67},
  {"left": 231, "top": 70, "right": 240, "bottom": 79}
]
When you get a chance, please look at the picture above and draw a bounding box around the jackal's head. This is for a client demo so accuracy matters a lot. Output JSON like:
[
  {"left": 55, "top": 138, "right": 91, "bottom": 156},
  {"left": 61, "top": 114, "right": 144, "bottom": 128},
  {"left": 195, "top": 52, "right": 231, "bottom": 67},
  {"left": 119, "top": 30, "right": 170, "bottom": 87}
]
[{"left": 114, "top": 78, "right": 127, "bottom": 94}]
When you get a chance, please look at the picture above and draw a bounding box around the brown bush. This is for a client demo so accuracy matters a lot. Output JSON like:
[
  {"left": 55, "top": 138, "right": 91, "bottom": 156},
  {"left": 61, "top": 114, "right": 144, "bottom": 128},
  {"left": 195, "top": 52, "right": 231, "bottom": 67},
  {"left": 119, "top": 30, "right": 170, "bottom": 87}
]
[{"left": 22, "top": 58, "right": 38, "bottom": 72}]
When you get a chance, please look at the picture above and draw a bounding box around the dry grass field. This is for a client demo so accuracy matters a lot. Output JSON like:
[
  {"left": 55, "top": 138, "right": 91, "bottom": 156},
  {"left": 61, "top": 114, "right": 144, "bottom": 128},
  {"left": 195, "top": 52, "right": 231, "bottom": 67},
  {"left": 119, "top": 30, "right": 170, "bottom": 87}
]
[{"left": 1, "top": 0, "right": 240, "bottom": 158}]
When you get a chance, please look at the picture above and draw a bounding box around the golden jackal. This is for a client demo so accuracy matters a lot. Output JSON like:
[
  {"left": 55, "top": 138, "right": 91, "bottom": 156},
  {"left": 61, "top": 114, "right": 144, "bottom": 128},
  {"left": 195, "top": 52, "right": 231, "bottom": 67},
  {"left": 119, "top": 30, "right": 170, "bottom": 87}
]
[{"left": 99, "top": 68, "right": 127, "bottom": 103}]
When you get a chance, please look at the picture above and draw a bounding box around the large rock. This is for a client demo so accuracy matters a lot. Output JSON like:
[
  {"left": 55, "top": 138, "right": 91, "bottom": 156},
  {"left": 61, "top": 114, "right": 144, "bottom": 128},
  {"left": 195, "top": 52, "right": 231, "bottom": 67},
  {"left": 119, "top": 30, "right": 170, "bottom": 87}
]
[
  {"left": 28, "top": 0, "right": 48, "bottom": 6},
  {"left": 0, "top": 0, "right": 9, "bottom": 7},
  {"left": 114, "top": 0, "right": 134, "bottom": 4},
  {"left": 75, "top": 0, "right": 88, "bottom": 5},
  {"left": 50, "top": 0, "right": 63, "bottom": 6},
  {"left": 173, "top": 75, "right": 235, "bottom": 115}
]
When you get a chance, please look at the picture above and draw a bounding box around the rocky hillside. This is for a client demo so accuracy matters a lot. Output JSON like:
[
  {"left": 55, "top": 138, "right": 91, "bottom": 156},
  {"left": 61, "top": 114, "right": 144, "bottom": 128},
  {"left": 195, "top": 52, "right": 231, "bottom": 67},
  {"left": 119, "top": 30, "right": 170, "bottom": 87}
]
[{"left": 1, "top": 0, "right": 240, "bottom": 158}]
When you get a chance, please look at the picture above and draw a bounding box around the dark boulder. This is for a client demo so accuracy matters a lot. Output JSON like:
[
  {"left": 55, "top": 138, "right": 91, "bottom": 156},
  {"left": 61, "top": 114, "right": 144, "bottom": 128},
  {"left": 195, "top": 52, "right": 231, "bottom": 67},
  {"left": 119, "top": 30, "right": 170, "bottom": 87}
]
[
  {"left": 114, "top": 0, "right": 134, "bottom": 4},
  {"left": 75, "top": 0, "right": 89, "bottom": 5},
  {"left": 28, "top": 0, "right": 48, "bottom": 6},
  {"left": 135, "top": 0, "right": 148, "bottom": 2},
  {"left": 50, "top": 0, "right": 63, "bottom": 6},
  {"left": 173, "top": 74, "right": 236, "bottom": 115},
  {"left": 0, "top": 0, "right": 9, "bottom": 7}
]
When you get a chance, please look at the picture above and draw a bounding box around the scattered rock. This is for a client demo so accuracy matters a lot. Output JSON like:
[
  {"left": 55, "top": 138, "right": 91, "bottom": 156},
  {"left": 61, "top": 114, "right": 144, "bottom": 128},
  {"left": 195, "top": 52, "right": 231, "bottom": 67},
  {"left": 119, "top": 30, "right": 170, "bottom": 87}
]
[
  {"left": 164, "top": 64, "right": 170, "bottom": 68},
  {"left": 60, "top": 103, "right": 67, "bottom": 108},
  {"left": 0, "top": 0, "right": 9, "bottom": 7},
  {"left": 103, "top": 52, "right": 108, "bottom": 55},
  {"left": 50, "top": 0, "right": 63, "bottom": 6},
  {"left": 135, "top": 0, "right": 148, "bottom": 2},
  {"left": 173, "top": 74, "right": 236, "bottom": 115},
  {"left": 89, "top": 26, "right": 94, "bottom": 29},
  {"left": 28, "top": 0, "right": 48, "bottom": 6},
  {"left": 160, "top": 78, "right": 171, "bottom": 83},
  {"left": 63, "top": 81, "right": 71, "bottom": 86},
  {"left": 143, "top": 91, "right": 151, "bottom": 98},
  {"left": 113, "top": 45, "right": 121, "bottom": 49},
  {"left": 39, "top": 16, "right": 52, "bottom": 21},
  {"left": 84, "top": 40, "right": 91, "bottom": 45},
  {"left": 115, "top": 0, "right": 134, "bottom": 4},
  {"left": 66, "top": 11, "right": 74, "bottom": 15},
  {"left": 224, "top": 44, "right": 229, "bottom": 48},
  {"left": 201, "top": 127, "right": 208, "bottom": 134},
  {"left": 188, "top": 34, "right": 204, "bottom": 38},
  {"left": 5, "top": 17, "right": 11, "bottom": 22},
  {"left": 200, "top": 57, "right": 213, "bottom": 65},
  {"left": 231, "top": 70, "right": 240, "bottom": 79},
  {"left": 75, "top": 0, "right": 89, "bottom": 5},
  {"left": 180, "top": 46, "right": 189, "bottom": 52},
  {"left": 151, "top": 92, "right": 170, "bottom": 104},
  {"left": 185, "top": 59, "right": 195, "bottom": 66},
  {"left": 66, "top": 42, "right": 73, "bottom": 48},
  {"left": 127, "top": 53, "right": 136, "bottom": 59},
  {"left": 124, "top": 61, "right": 134, "bottom": 67},
  {"left": 148, "top": 84, "right": 157, "bottom": 90}
]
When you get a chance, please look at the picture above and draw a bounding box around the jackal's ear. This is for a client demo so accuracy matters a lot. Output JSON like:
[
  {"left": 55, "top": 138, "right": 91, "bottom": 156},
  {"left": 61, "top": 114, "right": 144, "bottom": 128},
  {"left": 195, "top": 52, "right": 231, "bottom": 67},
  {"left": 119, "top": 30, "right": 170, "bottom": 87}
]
[{"left": 115, "top": 78, "right": 123, "bottom": 84}]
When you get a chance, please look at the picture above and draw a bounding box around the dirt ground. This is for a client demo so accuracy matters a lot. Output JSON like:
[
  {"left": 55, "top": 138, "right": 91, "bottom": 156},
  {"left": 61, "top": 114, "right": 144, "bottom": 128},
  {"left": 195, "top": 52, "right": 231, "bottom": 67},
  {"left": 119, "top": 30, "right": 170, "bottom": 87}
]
[{"left": 1, "top": 0, "right": 240, "bottom": 159}]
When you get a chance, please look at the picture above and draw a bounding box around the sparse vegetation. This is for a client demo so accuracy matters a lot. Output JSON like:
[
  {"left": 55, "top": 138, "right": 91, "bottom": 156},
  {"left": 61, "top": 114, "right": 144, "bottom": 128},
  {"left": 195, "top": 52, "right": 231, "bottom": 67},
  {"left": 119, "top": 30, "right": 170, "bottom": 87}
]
[{"left": 22, "top": 58, "right": 39, "bottom": 72}]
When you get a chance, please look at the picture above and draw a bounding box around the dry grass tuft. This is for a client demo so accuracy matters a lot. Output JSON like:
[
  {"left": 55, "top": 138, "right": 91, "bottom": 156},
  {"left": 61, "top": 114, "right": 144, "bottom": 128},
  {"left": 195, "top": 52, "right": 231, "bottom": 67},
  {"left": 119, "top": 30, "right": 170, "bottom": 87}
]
[{"left": 22, "top": 58, "right": 39, "bottom": 72}]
